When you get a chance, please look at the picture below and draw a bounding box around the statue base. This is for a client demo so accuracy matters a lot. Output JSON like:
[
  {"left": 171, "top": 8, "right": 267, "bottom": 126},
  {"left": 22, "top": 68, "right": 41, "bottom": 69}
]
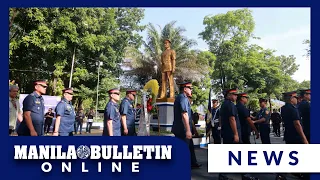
[
  {"left": 152, "top": 99, "right": 175, "bottom": 132},
  {"left": 156, "top": 97, "right": 175, "bottom": 103}
]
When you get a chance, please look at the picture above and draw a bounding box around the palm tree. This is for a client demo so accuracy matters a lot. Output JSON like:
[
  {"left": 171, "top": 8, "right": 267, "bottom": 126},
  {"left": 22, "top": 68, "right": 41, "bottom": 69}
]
[{"left": 125, "top": 21, "right": 208, "bottom": 86}]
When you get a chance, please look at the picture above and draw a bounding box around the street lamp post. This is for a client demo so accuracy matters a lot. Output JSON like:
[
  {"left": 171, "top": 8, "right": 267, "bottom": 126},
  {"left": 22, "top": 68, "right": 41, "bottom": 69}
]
[
  {"left": 69, "top": 48, "right": 76, "bottom": 88},
  {"left": 96, "top": 61, "right": 103, "bottom": 122}
]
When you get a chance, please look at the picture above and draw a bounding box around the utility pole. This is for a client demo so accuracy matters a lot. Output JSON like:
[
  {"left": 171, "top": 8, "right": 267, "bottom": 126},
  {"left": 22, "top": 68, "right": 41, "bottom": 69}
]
[
  {"left": 95, "top": 61, "right": 103, "bottom": 121},
  {"left": 69, "top": 48, "right": 76, "bottom": 88}
]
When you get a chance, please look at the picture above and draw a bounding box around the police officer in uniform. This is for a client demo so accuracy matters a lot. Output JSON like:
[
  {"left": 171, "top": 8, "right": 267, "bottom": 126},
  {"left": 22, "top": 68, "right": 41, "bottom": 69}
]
[
  {"left": 297, "top": 90, "right": 311, "bottom": 180},
  {"left": 211, "top": 99, "right": 222, "bottom": 144},
  {"left": 103, "top": 88, "right": 121, "bottom": 136},
  {"left": 53, "top": 88, "right": 76, "bottom": 136},
  {"left": 298, "top": 89, "right": 310, "bottom": 143},
  {"left": 17, "top": 80, "right": 47, "bottom": 136},
  {"left": 120, "top": 89, "right": 137, "bottom": 136},
  {"left": 236, "top": 93, "right": 259, "bottom": 144},
  {"left": 187, "top": 95, "right": 202, "bottom": 169},
  {"left": 172, "top": 82, "right": 201, "bottom": 169},
  {"left": 275, "top": 91, "right": 308, "bottom": 180},
  {"left": 271, "top": 109, "right": 281, "bottom": 137},
  {"left": 219, "top": 88, "right": 258, "bottom": 180},
  {"left": 253, "top": 98, "right": 271, "bottom": 144}
]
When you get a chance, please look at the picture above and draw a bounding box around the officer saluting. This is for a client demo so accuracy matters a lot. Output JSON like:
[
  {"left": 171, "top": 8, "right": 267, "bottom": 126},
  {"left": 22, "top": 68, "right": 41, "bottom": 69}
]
[
  {"left": 17, "top": 80, "right": 47, "bottom": 136},
  {"left": 298, "top": 89, "right": 311, "bottom": 143},
  {"left": 103, "top": 88, "right": 121, "bottom": 136},
  {"left": 253, "top": 98, "right": 271, "bottom": 144},
  {"left": 236, "top": 93, "right": 259, "bottom": 144},
  {"left": 120, "top": 89, "right": 137, "bottom": 136},
  {"left": 53, "top": 88, "right": 76, "bottom": 136},
  {"left": 172, "top": 82, "right": 202, "bottom": 168}
]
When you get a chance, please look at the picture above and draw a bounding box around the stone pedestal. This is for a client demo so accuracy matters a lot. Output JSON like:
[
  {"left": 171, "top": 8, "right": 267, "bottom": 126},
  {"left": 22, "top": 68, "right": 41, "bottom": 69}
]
[{"left": 153, "top": 98, "right": 175, "bottom": 131}]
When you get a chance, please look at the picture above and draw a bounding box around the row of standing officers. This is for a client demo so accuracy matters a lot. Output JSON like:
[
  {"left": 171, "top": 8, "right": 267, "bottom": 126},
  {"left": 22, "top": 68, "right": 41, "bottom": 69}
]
[
  {"left": 207, "top": 88, "right": 310, "bottom": 145},
  {"left": 16, "top": 80, "right": 310, "bottom": 146},
  {"left": 17, "top": 80, "right": 138, "bottom": 137},
  {"left": 171, "top": 82, "right": 310, "bottom": 180}
]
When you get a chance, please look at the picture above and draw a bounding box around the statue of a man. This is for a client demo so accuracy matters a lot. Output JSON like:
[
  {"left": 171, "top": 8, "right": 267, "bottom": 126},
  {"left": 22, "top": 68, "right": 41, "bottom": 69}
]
[{"left": 159, "top": 39, "right": 176, "bottom": 99}]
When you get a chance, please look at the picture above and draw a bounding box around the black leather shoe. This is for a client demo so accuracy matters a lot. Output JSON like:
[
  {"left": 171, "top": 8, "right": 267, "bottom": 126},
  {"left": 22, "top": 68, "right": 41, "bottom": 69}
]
[{"left": 191, "top": 163, "right": 202, "bottom": 169}]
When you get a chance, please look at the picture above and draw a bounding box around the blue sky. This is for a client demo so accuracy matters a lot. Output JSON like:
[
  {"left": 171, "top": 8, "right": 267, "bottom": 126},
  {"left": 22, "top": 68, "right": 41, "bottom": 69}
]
[{"left": 138, "top": 8, "right": 310, "bottom": 83}]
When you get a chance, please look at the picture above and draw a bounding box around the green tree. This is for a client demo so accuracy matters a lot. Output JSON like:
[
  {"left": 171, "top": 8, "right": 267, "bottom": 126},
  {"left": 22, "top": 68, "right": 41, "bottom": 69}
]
[
  {"left": 9, "top": 8, "right": 145, "bottom": 110},
  {"left": 303, "top": 39, "right": 310, "bottom": 59},
  {"left": 199, "top": 9, "right": 301, "bottom": 111},
  {"left": 199, "top": 8, "right": 255, "bottom": 91},
  {"left": 278, "top": 55, "right": 299, "bottom": 76},
  {"left": 298, "top": 80, "right": 310, "bottom": 90}
]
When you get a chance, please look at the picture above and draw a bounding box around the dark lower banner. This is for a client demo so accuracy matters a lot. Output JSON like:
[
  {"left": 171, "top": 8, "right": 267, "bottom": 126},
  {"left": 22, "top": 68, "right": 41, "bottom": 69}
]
[{"left": 8, "top": 136, "right": 190, "bottom": 180}]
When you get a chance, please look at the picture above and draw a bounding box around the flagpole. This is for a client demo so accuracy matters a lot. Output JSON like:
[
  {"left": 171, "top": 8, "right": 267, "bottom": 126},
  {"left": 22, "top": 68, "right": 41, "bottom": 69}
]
[{"left": 205, "top": 88, "right": 212, "bottom": 142}]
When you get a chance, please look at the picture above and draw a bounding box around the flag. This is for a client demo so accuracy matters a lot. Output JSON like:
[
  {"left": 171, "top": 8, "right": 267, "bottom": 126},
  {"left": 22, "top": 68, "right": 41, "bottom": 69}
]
[{"left": 205, "top": 88, "right": 212, "bottom": 138}]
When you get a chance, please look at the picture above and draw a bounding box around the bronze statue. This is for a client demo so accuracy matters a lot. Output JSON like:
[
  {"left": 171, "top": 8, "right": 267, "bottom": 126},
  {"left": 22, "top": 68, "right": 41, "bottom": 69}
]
[{"left": 159, "top": 39, "right": 176, "bottom": 99}]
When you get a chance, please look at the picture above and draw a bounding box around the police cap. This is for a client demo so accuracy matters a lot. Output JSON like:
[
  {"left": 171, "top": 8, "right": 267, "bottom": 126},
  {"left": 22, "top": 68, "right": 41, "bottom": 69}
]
[
  {"left": 238, "top": 93, "right": 249, "bottom": 98},
  {"left": 259, "top": 98, "right": 268, "bottom": 103},
  {"left": 33, "top": 79, "right": 47, "bottom": 86},
  {"left": 178, "top": 82, "right": 192, "bottom": 88},
  {"left": 62, "top": 88, "right": 74, "bottom": 95},
  {"left": 224, "top": 88, "right": 238, "bottom": 95},
  {"left": 108, "top": 88, "right": 120, "bottom": 94},
  {"left": 299, "top": 89, "right": 311, "bottom": 96},
  {"left": 126, "top": 89, "right": 137, "bottom": 95},
  {"left": 282, "top": 91, "right": 298, "bottom": 98}
]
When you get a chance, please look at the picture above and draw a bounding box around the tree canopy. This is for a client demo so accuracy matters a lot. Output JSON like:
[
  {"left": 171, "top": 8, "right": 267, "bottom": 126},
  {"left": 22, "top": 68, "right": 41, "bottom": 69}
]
[{"left": 9, "top": 8, "right": 310, "bottom": 112}]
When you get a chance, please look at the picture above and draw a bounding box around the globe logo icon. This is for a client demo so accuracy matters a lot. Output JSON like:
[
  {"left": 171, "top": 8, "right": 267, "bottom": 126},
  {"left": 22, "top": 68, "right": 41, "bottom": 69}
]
[{"left": 76, "top": 145, "right": 91, "bottom": 159}]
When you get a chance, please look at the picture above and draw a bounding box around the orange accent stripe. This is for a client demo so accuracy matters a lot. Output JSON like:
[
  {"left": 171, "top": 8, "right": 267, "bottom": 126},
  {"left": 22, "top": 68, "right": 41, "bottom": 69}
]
[{"left": 229, "top": 90, "right": 237, "bottom": 93}]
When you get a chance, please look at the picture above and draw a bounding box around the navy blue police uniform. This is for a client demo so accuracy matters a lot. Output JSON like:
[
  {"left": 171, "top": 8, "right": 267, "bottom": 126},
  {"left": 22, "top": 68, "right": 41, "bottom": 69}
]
[
  {"left": 17, "top": 80, "right": 46, "bottom": 136},
  {"left": 236, "top": 93, "right": 252, "bottom": 144},
  {"left": 256, "top": 98, "right": 271, "bottom": 144},
  {"left": 55, "top": 88, "right": 76, "bottom": 136},
  {"left": 120, "top": 90, "right": 137, "bottom": 136},
  {"left": 172, "top": 83, "right": 193, "bottom": 139},
  {"left": 172, "top": 82, "right": 200, "bottom": 168},
  {"left": 281, "top": 91, "right": 304, "bottom": 144},
  {"left": 220, "top": 88, "right": 242, "bottom": 144},
  {"left": 187, "top": 95, "right": 202, "bottom": 168},
  {"left": 103, "top": 88, "right": 121, "bottom": 136},
  {"left": 211, "top": 99, "right": 221, "bottom": 144},
  {"left": 219, "top": 89, "right": 261, "bottom": 180},
  {"left": 298, "top": 89, "right": 310, "bottom": 143}
]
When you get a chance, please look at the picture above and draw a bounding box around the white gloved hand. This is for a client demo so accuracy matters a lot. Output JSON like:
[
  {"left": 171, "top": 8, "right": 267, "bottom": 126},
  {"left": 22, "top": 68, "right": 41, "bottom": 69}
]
[{"left": 217, "top": 126, "right": 221, "bottom": 130}]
